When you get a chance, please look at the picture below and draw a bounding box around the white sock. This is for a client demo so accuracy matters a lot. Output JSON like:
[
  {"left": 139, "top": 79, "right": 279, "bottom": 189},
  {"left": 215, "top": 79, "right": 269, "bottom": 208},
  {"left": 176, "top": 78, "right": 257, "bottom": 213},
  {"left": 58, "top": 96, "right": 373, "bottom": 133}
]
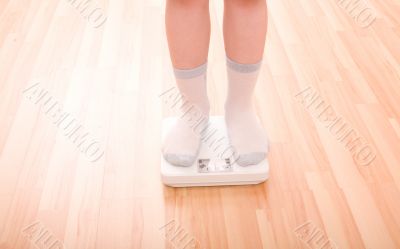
[
  {"left": 162, "top": 63, "right": 210, "bottom": 167},
  {"left": 225, "top": 57, "right": 269, "bottom": 166}
]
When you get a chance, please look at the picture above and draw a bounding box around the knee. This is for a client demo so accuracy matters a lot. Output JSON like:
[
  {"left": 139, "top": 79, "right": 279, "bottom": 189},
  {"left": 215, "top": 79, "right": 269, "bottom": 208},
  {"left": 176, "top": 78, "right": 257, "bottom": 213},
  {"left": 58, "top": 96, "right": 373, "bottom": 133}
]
[{"left": 168, "top": 0, "right": 209, "bottom": 10}]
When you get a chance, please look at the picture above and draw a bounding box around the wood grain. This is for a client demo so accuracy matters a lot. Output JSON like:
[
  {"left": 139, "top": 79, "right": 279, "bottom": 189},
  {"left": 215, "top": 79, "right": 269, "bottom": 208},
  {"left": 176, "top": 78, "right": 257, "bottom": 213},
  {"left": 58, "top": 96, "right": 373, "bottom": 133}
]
[{"left": 0, "top": 0, "right": 399, "bottom": 248}]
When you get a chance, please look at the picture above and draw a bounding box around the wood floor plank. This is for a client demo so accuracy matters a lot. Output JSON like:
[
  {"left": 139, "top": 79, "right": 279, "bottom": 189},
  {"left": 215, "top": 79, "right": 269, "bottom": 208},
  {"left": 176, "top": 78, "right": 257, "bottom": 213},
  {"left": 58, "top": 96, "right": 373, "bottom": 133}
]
[{"left": 0, "top": 0, "right": 399, "bottom": 248}]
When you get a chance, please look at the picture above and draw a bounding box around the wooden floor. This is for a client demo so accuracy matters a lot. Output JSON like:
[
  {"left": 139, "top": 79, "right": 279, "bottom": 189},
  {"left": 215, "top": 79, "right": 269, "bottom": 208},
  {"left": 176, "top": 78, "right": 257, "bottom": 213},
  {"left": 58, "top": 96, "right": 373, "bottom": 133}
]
[{"left": 1, "top": 0, "right": 400, "bottom": 248}]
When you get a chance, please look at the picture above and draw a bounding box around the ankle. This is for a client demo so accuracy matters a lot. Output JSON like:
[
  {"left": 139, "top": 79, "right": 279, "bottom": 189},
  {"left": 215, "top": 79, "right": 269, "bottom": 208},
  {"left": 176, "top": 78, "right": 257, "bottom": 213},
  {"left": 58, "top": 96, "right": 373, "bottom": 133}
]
[{"left": 225, "top": 100, "right": 253, "bottom": 112}]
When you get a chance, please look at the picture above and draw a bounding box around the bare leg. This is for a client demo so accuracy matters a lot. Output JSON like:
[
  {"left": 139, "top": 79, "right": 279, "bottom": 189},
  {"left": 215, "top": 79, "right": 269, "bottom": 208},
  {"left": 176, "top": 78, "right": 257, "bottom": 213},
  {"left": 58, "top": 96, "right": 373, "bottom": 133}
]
[
  {"left": 223, "top": 0, "right": 269, "bottom": 166},
  {"left": 163, "top": 0, "right": 211, "bottom": 167},
  {"left": 165, "top": 0, "right": 210, "bottom": 69},
  {"left": 223, "top": 0, "right": 267, "bottom": 63}
]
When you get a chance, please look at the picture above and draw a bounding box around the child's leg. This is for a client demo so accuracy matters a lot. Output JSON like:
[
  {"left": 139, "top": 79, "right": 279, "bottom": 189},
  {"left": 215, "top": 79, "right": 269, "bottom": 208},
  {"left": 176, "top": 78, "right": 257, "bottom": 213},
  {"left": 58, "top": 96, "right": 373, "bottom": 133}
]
[
  {"left": 223, "top": 0, "right": 267, "bottom": 64},
  {"left": 166, "top": 0, "right": 210, "bottom": 68},
  {"left": 163, "top": 0, "right": 211, "bottom": 167},
  {"left": 223, "top": 0, "right": 269, "bottom": 166}
]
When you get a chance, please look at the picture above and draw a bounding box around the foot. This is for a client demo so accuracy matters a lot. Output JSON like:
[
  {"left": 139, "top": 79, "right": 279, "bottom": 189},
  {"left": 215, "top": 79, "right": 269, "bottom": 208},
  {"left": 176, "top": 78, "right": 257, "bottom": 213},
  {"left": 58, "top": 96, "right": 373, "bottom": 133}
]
[
  {"left": 162, "top": 62, "right": 209, "bottom": 167},
  {"left": 163, "top": 115, "right": 208, "bottom": 167},
  {"left": 225, "top": 106, "right": 268, "bottom": 166}
]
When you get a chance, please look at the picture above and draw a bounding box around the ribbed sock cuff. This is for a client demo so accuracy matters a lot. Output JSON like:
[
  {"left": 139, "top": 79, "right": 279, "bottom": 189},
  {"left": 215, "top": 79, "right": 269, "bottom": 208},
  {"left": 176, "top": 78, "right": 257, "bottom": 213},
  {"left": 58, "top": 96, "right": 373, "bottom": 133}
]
[
  {"left": 173, "top": 62, "right": 207, "bottom": 79},
  {"left": 226, "top": 56, "right": 262, "bottom": 73}
]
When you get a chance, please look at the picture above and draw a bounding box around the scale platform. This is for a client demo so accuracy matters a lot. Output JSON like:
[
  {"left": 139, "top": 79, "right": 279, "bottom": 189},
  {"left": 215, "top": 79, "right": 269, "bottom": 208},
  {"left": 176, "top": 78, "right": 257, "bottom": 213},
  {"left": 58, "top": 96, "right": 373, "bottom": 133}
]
[{"left": 161, "top": 116, "right": 269, "bottom": 187}]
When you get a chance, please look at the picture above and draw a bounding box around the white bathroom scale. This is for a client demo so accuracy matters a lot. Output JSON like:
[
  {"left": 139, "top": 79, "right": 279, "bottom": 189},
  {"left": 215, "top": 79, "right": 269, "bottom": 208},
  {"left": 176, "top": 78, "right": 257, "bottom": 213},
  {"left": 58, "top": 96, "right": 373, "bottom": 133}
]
[{"left": 161, "top": 116, "right": 269, "bottom": 187}]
